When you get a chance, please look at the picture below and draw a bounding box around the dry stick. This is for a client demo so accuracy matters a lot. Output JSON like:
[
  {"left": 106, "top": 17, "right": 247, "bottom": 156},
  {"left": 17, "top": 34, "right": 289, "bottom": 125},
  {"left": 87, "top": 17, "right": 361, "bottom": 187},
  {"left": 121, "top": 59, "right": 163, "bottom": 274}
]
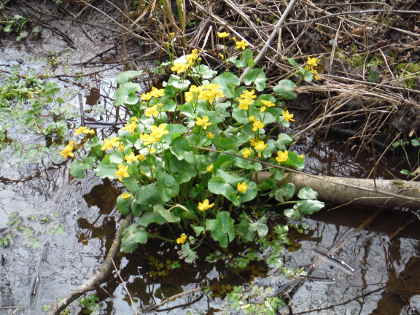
[
  {"left": 50, "top": 216, "right": 132, "bottom": 315},
  {"left": 239, "top": 0, "right": 299, "bottom": 82},
  {"left": 111, "top": 258, "right": 138, "bottom": 314}
]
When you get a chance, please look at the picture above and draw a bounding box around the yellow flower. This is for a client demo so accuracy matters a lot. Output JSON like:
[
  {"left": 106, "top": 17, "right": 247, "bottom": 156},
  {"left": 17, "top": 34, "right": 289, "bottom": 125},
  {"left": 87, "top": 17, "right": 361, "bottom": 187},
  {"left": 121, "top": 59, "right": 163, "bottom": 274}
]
[
  {"left": 238, "top": 98, "right": 253, "bottom": 110},
  {"left": 206, "top": 164, "right": 214, "bottom": 172},
  {"left": 241, "top": 148, "right": 252, "bottom": 158},
  {"left": 140, "top": 92, "right": 152, "bottom": 101},
  {"left": 235, "top": 40, "right": 249, "bottom": 50},
  {"left": 118, "top": 143, "right": 125, "bottom": 152},
  {"left": 186, "top": 49, "right": 200, "bottom": 66},
  {"left": 306, "top": 57, "right": 320, "bottom": 68},
  {"left": 136, "top": 154, "right": 146, "bottom": 161},
  {"left": 218, "top": 53, "right": 225, "bottom": 60},
  {"left": 74, "top": 126, "right": 95, "bottom": 136},
  {"left": 207, "top": 132, "right": 215, "bottom": 139},
  {"left": 150, "top": 147, "right": 156, "bottom": 153},
  {"left": 149, "top": 87, "right": 165, "bottom": 98},
  {"left": 282, "top": 109, "right": 295, "bottom": 122},
  {"left": 150, "top": 123, "right": 168, "bottom": 139},
  {"left": 176, "top": 233, "right": 188, "bottom": 245},
  {"left": 60, "top": 141, "right": 75, "bottom": 159},
  {"left": 237, "top": 182, "right": 248, "bottom": 193},
  {"left": 120, "top": 192, "right": 132, "bottom": 199},
  {"left": 115, "top": 164, "right": 129, "bottom": 181},
  {"left": 252, "top": 120, "right": 264, "bottom": 132},
  {"left": 171, "top": 62, "right": 189, "bottom": 74},
  {"left": 101, "top": 137, "right": 120, "bottom": 151},
  {"left": 198, "top": 199, "right": 214, "bottom": 212},
  {"left": 241, "top": 90, "right": 256, "bottom": 99},
  {"left": 253, "top": 140, "right": 267, "bottom": 152},
  {"left": 275, "top": 150, "right": 288, "bottom": 163},
  {"left": 217, "top": 32, "right": 230, "bottom": 38},
  {"left": 125, "top": 152, "right": 138, "bottom": 164},
  {"left": 198, "top": 83, "right": 224, "bottom": 103},
  {"left": 261, "top": 100, "right": 275, "bottom": 107},
  {"left": 260, "top": 106, "right": 266, "bottom": 112},
  {"left": 140, "top": 133, "right": 158, "bottom": 146},
  {"left": 248, "top": 115, "right": 256, "bottom": 122},
  {"left": 185, "top": 85, "right": 200, "bottom": 102},
  {"left": 196, "top": 116, "right": 212, "bottom": 130},
  {"left": 122, "top": 121, "right": 137, "bottom": 134},
  {"left": 299, "top": 154, "right": 305, "bottom": 159},
  {"left": 145, "top": 105, "right": 160, "bottom": 118}
]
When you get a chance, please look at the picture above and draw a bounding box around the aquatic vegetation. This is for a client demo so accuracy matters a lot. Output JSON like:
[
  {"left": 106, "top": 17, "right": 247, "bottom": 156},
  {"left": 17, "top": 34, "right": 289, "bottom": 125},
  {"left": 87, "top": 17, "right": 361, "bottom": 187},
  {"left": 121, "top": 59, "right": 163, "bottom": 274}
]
[{"left": 65, "top": 47, "right": 325, "bottom": 311}]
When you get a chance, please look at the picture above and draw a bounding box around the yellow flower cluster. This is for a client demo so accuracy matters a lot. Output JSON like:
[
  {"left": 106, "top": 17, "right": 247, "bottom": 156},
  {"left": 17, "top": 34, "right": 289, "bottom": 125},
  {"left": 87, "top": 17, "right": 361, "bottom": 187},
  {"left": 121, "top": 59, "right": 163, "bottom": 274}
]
[
  {"left": 241, "top": 148, "right": 252, "bottom": 158},
  {"left": 260, "top": 99, "right": 276, "bottom": 112},
  {"left": 60, "top": 141, "right": 76, "bottom": 159},
  {"left": 124, "top": 152, "right": 146, "bottom": 163},
  {"left": 206, "top": 164, "right": 214, "bottom": 172},
  {"left": 101, "top": 137, "right": 120, "bottom": 151},
  {"left": 74, "top": 126, "right": 95, "bottom": 136},
  {"left": 140, "top": 87, "right": 165, "bottom": 101},
  {"left": 250, "top": 138, "right": 267, "bottom": 153},
  {"left": 304, "top": 57, "right": 321, "bottom": 80},
  {"left": 252, "top": 119, "right": 264, "bottom": 132},
  {"left": 122, "top": 120, "right": 138, "bottom": 134},
  {"left": 237, "top": 89, "right": 256, "bottom": 110},
  {"left": 236, "top": 182, "right": 248, "bottom": 193},
  {"left": 275, "top": 150, "right": 288, "bottom": 163},
  {"left": 195, "top": 116, "right": 212, "bottom": 130},
  {"left": 235, "top": 39, "right": 249, "bottom": 50},
  {"left": 171, "top": 49, "right": 200, "bottom": 74},
  {"left": 282, "top": 109, "right": 295, "bottom": 122},
  {"left": 145, "top": 104, "right": 161, "bottom": 118},
  {"left": 176, "top": 233, "right": 188, "bottom": 245},
  {"left": 198, "top": 199, "right": 214, "bottom": 212},
  {"left": 185, "top": 83, "right": 224, "bottom": 103},
  {"left": 115, "top": 164, "right": 129, "bottom": 181},
  {"left": 140, "top": 124, "right": 168, "bottom": 145}
]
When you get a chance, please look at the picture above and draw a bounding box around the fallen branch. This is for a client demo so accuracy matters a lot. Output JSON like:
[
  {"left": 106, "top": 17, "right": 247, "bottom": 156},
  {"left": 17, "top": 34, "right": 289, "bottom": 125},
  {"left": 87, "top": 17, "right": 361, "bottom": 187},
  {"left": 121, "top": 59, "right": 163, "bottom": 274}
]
[
  {"left": 50, "top": 216, "right": 131, "bottom": 315},
  {"left": 257, "top": 172, "right": 420, "bottom": 209}
]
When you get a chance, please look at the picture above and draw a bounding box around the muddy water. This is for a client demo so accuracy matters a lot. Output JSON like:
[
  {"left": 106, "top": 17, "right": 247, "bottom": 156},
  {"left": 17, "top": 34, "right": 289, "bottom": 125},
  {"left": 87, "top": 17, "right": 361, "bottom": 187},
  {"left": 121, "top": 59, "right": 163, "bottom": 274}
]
[{"left": 1, "top": 9, "right": 420, "bottom": 315}]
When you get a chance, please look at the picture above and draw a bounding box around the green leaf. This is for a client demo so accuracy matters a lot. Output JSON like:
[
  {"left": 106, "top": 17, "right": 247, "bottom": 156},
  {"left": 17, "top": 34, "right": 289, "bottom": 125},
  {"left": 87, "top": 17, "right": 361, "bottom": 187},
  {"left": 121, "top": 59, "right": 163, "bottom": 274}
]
[
  {"left": 137, "top": 212, "right": 166, "bottom": 227},
  {"left": 207, "top": 211, "right": 235, "bottom": 248},
  {"left": 213, "top": 72, "right": 240, "bottom": 98},
  {"left": 69, "top": 160, "right": 88, "bottom": 179},
  {"left": 135, "top": 183, "right": 162, "bottom": 209},
  {"left": 192, "top": 64, "right": 217, "bottom": 79},
  {"left": 228, "top": 49, "right": 254, "bottom": 68},
  {"left": 109, "top": 152, "right": 123, "bottom": 164},
  {"left": 232, "top": 107, "right": 249, "bottom": 124},
  {"left": 192, "top": 225, "right": 205, "bottom": 236},
  {"left": 95, "top": 159, "right": 117, "bottom": 179},
  {"left": 273, "top": 79, "right": 297, "bottom": 100},
  {"left": 296, "top": 200, "right": 325, "bottom": 215},
  {"left": 121, "top": 224, "right": 148, "bottom": 253},
  {"left": 249, "top": 216, "right": 268, "bottom": 237},
  {"left": 156, "top": 171, "right": 179, "bottom": 202},
  {"left": 164, "top": 151, "right": 196, "bottom": 184},
  {"left": 283, "top": 151, "right": 305, "bottom": 170},
  {"left": 208, "top": 176, "right": 236, "bottom": 202},
  {"left": 153, "top": 204, "right": 180, "bottom": 223},
  {"left": 276, "top": 133, "right": 294, "bottom": 150},
  {"left": 167, "top": 74, "right": 191, "bottom": 90},
  {"left": 274, "top": 183, "right": 295, "bottom": 202},
  {"left": 178, "top": 243, "right": 198, "bottom": 263},
  {"left": 236, "top": 214, "right": 254, "bottom": 242},
  {"left": 243, "top": 68, "right": 267, "bottom": 91},
  {"left": 116, "top": 70, "right": 143, "bottom": 84},
  {"left": 170, "top": 137, "right": 193, "bottom": 161},
  {"left": 116, "top": 196, "right": 132, "bottom": 215},
  {"left": 297, "top": 187, "right": 319, "bottom": 200},
  {"left": 114, "top": 82, "right": 142, "bottom": 106},
  {"left": 212, "top": 136, "right": 238, "bottom": 150}
]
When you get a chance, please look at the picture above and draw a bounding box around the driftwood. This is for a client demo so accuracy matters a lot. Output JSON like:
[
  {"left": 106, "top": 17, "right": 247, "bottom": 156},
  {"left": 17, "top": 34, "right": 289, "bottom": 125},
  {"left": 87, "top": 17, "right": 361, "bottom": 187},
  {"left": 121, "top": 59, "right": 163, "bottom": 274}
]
[
  {"left": 50, "top": 216, "right": 131, "bottom": 315},
  {"left": 257, "top": 172, "right": 420, "bottom": 209}
]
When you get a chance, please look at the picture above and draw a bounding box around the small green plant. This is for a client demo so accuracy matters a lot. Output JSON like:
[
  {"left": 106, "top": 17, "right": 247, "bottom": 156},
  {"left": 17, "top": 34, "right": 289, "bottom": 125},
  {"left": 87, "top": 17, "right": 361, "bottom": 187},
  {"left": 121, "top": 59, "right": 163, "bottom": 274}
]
[
  {"left": 79, "top": 294, "right": 100, "bottom": 314},
  {"left": 0, "top": 14, "right": 33, "bottom": 40}
]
